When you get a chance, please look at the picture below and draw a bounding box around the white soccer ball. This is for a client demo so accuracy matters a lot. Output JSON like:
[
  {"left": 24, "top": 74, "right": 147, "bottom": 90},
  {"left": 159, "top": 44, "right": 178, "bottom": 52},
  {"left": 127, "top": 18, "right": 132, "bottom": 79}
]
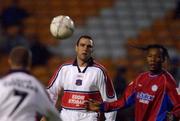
[{"left": 50, "top": 15, "right": 75, "bottom": 39}]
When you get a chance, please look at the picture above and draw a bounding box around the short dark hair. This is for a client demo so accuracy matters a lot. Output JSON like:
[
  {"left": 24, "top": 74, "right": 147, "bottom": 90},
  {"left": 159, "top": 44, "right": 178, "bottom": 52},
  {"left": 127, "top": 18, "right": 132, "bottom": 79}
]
[
  {"left": 134, "top": 44, "right": 170, "bottom": 61},
  {"left": 9, "top": 46, "right": 31, "bottom": 67},
  {"left": 76, "top": 35, "right": 93, "bottom": 46},
  {"left": 145, "top": 44, "right": 169, "bottom": 61}
]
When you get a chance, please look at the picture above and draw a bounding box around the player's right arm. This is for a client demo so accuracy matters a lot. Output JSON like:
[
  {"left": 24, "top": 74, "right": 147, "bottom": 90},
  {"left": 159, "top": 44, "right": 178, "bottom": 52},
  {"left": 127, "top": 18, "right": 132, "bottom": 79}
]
[
  {"left": 47, "top": 66, "right": 64, "bottom": 105},
  {"left": 37, "top": 81, "right": 62, "bottom": 121},
  {"left": 101, "top": 81, "right": 136, "bottom": 112}
]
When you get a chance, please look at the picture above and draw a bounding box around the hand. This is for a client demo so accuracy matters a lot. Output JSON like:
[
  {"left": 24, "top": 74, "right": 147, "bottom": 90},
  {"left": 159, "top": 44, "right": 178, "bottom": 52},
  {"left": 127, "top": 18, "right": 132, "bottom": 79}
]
[
  {"left": 85, "top": 99, "right": 101, "bottom": 112},
  {"left": 166, "top": 112, "right": 174, "bottom": 121},
  {"left": 40, "top": 117, "right": 47, "bottom": 121}
]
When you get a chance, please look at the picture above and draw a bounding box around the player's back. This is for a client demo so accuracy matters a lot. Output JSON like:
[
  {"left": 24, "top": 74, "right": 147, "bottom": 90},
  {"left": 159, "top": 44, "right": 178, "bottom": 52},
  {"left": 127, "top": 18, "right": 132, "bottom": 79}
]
[{"left": 0, "top": 70, "right": 46, "bottom": 121}]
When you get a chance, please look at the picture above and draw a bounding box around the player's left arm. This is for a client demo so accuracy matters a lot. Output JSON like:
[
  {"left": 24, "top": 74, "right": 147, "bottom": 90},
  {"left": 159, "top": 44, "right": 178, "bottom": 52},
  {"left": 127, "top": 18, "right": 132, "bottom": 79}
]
[
  {"left": 165, "top": 74, "right": 180, "bottom": 119},
  {"left": 97, "top": 69, "right": 117, "bottom": 121}
]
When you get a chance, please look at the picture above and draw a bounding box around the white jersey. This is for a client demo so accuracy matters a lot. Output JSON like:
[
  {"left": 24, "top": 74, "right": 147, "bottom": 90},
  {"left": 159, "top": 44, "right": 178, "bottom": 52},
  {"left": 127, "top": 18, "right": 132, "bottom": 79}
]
[
  {"left": 0, "top": 70, "right": 61, "bottom": 121},
  {"left": 47, "top": 58, "right": 117, "bottom": 121}
]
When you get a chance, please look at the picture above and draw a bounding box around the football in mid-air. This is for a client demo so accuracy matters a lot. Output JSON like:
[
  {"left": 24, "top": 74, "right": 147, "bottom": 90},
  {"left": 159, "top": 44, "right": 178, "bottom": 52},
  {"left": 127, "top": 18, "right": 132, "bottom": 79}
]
[{"left": 50, "top": 15, "right": 75, "bottom": 39}]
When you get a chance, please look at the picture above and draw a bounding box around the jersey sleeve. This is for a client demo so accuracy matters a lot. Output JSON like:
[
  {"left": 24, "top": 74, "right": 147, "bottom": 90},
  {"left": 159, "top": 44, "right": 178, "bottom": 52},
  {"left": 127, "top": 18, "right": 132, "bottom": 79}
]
[
  {"left": 101, "top": 78, "right": 137, "bottom": 112},
  {"left": 165, "top": 73, "right": 180, "bottom": 118},
  {"left": 96, "top": 69, "right": 117, "bottom": 121},
  {"left": 47, "top": 66, "right": 64, "bottom": 105},
  {"left": 0, "top": 82, "right": 7, "bottom": 109},
  {"left": 36, "top": 81, "right": 62, "bottom": 121}
]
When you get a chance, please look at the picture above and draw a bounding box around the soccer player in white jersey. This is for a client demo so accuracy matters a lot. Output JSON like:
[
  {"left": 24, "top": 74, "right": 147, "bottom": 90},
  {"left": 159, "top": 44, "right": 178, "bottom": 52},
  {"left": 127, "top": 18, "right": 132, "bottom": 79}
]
[
  {"left": 0, "top": 46, "right": 61, "bottom": 121},
  {"left": 47, "top": 35, "right": 117, "bottom": 121}
]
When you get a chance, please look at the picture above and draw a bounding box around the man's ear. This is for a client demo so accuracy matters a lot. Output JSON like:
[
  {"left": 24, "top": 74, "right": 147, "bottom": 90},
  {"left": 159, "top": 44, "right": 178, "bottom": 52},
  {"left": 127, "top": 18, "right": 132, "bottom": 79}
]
[
  {"left": 8, "top": 58, "right": 12, "bottom": 66},
  {"left": 161, "top": 56, "right": 166, "bottom": 63},
  {"left": 92, "top": 48, "right": 94, "bottom": 53}
]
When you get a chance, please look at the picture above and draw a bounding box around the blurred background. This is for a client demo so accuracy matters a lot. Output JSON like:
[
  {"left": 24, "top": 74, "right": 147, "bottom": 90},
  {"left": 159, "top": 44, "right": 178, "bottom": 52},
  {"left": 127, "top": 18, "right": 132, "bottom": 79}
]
[{"left": 0, "top": 0, "right": 179, "bottom": 120}]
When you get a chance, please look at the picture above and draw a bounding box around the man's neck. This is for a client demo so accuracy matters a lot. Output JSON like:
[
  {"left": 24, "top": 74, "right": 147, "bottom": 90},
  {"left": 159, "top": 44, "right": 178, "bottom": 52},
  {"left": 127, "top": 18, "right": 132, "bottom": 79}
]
[
  {"left": 150, "top": 69, "right": 163, "bottom": 75},
  {"left": 76, "top": 58, "right": 89, "bottom": 67},
  {"left": 11, "top": 65, "right": 29, "bottom": 71},
  {"left": 77, "top": 60, "right": 87, "bottom": 67}
]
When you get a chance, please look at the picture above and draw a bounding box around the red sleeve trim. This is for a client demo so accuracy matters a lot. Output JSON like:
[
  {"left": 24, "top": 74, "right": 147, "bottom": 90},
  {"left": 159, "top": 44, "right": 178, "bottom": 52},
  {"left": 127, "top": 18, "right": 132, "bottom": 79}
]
[{"left": 93, "top": 61, "right": 115, "bottom": 98}]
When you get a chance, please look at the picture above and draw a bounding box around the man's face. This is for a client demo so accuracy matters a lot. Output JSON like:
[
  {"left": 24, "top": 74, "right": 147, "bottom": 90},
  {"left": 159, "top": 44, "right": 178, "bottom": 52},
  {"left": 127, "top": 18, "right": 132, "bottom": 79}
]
[
  {"left": 146, "top": 48, "right": 164, "bottom": 72},
  {"left": 75, "top": 38, "right": 93, "bottom": 62}
]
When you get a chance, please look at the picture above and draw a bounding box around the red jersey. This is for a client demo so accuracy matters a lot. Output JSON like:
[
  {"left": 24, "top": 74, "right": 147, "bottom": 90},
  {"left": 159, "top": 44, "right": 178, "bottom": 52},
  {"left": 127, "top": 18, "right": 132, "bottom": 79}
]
[{"left": 101, "top": 70, "right": 180, "bottom": 121}]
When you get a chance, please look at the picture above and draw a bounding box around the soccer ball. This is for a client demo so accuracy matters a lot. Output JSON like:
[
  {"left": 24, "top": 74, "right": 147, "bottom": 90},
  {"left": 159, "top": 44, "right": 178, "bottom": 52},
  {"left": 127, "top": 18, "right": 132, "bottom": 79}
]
[{"left": 50, "top": 15, "right": 75, "bottom": 39}]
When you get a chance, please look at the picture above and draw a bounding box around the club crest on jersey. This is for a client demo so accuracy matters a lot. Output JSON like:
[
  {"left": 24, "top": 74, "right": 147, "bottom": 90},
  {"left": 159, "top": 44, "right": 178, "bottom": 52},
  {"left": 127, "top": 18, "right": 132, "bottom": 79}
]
[
  {"left": 151, "top": 85, "right": 158, "bottom": 92},
  {"left": 75, "top": 79, "right": 82, "bottom": 86}
]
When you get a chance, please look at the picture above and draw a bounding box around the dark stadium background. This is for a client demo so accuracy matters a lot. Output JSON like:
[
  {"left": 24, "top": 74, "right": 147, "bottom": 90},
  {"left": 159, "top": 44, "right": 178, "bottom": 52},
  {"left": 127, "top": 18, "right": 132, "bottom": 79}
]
[{"left": 0, "top": 0, "right": 179, "bottom": 120}]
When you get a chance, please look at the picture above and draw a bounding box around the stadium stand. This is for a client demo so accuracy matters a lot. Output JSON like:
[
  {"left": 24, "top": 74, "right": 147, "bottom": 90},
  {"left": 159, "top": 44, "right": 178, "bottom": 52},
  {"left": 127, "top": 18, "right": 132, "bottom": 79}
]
[
  {"left": 0, "top": 0, "right": 179, "bottom": 84},
  {"left": 0, "top": 1, "right": 179, "bottom": 121}
]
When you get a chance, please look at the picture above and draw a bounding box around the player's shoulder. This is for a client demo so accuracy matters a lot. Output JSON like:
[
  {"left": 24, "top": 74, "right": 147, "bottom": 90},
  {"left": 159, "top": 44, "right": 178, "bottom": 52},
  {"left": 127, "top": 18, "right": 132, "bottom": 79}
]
[
  {"left": 0, "top": 79, "right": 9, "bottom": 97},
  {"left": 92, "top": 60, "right": 108, "bottom": 72},
  {"left": 2, "top": 71, "right": 42, "bottom": 88},
  {"left": 0, "top": 79, "right": 5, "bottom": 88},
  {"left": 136, "top": 71, "right": 149, "bottom": 79},
  {"left": 162, "top": 70, "right": 174, "bottom": 79},
  {"left": 56, "top": 59, "right": 74, "bottom": 70},
  {"left": 27, "top": 74, "right": 45, "bottom": 89},
  {"left": 13, "top": 72, "right": 40, "bottom": 83},
  {"left": 51, "top": 60, "right": 74, "bottom": 76},
  {"left": 162, "top": 70, "right": 176, "bottom": 83}
]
